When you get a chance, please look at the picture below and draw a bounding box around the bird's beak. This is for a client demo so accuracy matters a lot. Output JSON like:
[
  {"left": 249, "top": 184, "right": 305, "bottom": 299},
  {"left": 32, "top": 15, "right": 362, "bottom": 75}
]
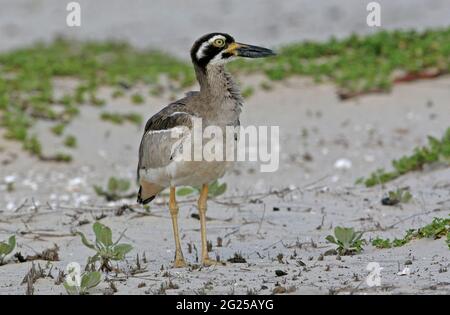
[{"left": 226, "top": 42, "right": 276, "bottom": 58}]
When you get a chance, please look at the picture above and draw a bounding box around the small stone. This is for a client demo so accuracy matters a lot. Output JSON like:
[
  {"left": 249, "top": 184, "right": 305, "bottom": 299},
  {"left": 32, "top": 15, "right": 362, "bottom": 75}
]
[
  {"left": 324, "top": 249, "right": 338, "bottom": 256},
  {"left": 297, "top": 260, "right": 306, "bottom": 267},
  {"left": 275, "top": 270, "right": 287, "bottom": 277},
  {"left": 334, "top": 158, "right": 352, "bottom": 170},
  {"left": 4, "top": 175, "right": 16, "bottom": 184}
]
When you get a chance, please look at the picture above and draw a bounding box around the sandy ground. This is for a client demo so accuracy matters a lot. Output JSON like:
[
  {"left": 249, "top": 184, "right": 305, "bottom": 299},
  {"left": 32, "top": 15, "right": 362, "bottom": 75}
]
[
  {"left": 0, "top": 74, "right": 449, "bottom": 295},
  {"left": 1, "top": 0, "right": 450, "bottom": 56}
]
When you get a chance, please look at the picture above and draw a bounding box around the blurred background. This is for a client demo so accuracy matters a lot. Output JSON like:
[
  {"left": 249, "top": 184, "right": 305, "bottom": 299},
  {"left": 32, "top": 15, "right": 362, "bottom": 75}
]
[
  {"left": 0, "top": 0, "right": 450, "bottom": 196},
  {"left": 0, "top": 0, "right": 449, "bottom": 197},
  {"left": 1, "top": 0, "right": 450, "bottom": 55}
]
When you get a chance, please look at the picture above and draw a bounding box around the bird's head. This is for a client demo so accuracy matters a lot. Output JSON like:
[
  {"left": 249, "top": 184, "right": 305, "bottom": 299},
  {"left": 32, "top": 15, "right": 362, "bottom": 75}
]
[{"left": 191, "top": 33, "right": 275, "bottom": 70}]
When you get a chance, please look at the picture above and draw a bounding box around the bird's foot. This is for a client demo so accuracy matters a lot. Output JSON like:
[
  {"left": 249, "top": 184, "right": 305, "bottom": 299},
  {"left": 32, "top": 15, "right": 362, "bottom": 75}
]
[
  {"left": 173, "top": 257, "right": 187, "bottom": 268},
  {"left": 202, "top": 257, "right": 225, "bottom": 267}
]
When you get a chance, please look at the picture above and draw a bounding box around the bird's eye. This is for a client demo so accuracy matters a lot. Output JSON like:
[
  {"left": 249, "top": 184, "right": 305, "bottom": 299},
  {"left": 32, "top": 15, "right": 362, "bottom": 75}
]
[{"left": 213, "top": 38, "right": 225, "bottom": 47}]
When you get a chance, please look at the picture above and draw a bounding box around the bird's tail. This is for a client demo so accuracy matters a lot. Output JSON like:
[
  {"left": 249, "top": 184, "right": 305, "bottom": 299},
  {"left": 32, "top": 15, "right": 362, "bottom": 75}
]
[
  {"left": 137, "top": 186, "right": 155, "bottom": 204},
  {"left": 137, "top": 181, "right": 163, "bottom": 205}
]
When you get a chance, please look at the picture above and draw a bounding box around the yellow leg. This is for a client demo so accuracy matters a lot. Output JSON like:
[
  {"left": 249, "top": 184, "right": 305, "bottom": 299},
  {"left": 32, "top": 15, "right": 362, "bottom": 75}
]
[
  {"left": 198, "top": 184, "right": 220, "bottom": 266},
  {"left": 169, "top": 187, "right": 186, "bottom": 268}
]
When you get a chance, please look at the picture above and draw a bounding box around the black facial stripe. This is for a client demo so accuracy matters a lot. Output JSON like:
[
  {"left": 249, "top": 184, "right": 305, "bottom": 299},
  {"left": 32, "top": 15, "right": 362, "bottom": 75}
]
[
  {"left": 222, "top": 52, "right": 234, "bottom": 59},
  {"left": 197, "top": 45, "right": 222, "bottom": 68},
  {"left": 191, "top": 32, "right": 236, "bottom": 69}
]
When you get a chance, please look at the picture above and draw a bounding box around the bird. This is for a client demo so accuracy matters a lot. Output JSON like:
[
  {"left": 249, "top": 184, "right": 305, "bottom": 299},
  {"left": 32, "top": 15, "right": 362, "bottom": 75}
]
[{"left": 136, "top": 33, "right": 275, "bottom": 267}]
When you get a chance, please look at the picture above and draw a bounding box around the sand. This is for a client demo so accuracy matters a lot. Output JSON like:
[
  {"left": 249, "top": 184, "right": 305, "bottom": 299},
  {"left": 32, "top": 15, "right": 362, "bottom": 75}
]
[{"left": 0, "top": 74, "right": 449, "bottom": 294}]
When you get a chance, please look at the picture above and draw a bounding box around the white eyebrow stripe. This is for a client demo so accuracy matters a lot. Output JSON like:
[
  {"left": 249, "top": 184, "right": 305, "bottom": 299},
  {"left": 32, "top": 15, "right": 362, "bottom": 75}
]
[
  {"left": 196, "top": 41, "right": 209, "bottom": 60},
  {"left": 195, "top": 35, "right": 226, "bottom": 60},
  {"left": 169, "top": 111, "right": 189, "bottom": 117}
]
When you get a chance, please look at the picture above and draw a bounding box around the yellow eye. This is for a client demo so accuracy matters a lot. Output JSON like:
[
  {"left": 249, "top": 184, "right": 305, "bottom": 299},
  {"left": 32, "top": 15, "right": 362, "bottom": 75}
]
[{"left": 213, "top": 38, "right": 225, "bottom": 47}]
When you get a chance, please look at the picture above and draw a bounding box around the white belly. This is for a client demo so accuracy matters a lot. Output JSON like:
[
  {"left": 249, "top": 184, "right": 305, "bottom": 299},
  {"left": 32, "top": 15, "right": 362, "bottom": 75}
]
[{"left": 140, "top": 160, "right": 232, "bottom": 188}]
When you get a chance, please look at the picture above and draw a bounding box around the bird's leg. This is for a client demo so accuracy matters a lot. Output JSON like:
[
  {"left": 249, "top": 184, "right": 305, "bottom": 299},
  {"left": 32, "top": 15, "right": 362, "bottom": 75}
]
[
  {"left": 197, "top": 184, "right": 220, "bottom": 266},
  {"left": 169, "top": 187, "right": 186, "bottom": 268}
]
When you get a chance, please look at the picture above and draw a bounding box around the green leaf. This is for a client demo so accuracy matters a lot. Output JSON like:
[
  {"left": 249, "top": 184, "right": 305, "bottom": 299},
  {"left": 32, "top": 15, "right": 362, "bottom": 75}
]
[
  {"left": 112, "top": 243, "right": 133, "bottom": 260},
  {"left": 388, "top": 191, "right": 398, "bottom": 201},
  {"left": 401, "top": 191, "right": 412, "bottom": 203},
  {"left": 7, "top": 235, "right": 16, "bottom": 252},
  {"left": 372, "top": 237, "right": 392, "bottom": 249},
  {"left": 447, "top": 231, "right": 450, "bottom": 250},
  {"left": 93, "top": 222, "right": 113, "bottom": 246},
  {"left": 208, "top": 180, "right": 219, "bottom": 191},
  {"left": 117, "top": 179, "right": 130, "bottom": 192},
  {"left": 325, "top": 235, "right": 337, "bottom": 245},
  {"left": 107, "top": 177, "right": 119, "bottom": 192},
  {"left": 209, "top": 182, "right": 227, "bottom": 197},
  {"left": 76, "top": 232, "right": 96, "bottom": 250},
  {"left": 0, "top": 235, "right": 16, "bottom": 256},
  {"left": 176, "top": 187, "right": 196, "bottom": 197},
  {"left": 93, "top": 185, "right": 104, "bottom": 196},
  {"left": 80, "top": 271, "right": 101, "bottom": 291},
  {"left": 334, "top": 227, "right": 354, "bottom": 248},
  {"left": 63, "top": 281, "right": 79, "bottom": 295},
  {"left": 0, "top": 244, "right": 8, "bottom": 254},
  {"left": 0, "top": 244, "right": 10, "bottom": 256}
]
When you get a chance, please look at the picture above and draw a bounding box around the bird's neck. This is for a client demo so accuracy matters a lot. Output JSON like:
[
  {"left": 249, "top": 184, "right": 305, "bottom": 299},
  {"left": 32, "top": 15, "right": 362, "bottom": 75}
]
[{"left": 195, "top": 64, "right": 243, "bottom": 105}]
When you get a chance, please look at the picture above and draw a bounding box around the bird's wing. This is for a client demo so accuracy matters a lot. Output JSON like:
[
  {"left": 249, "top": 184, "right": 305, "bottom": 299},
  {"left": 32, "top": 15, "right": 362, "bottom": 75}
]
[{"left": 137, "top": 100, "right": 196, "bottom": 182}]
